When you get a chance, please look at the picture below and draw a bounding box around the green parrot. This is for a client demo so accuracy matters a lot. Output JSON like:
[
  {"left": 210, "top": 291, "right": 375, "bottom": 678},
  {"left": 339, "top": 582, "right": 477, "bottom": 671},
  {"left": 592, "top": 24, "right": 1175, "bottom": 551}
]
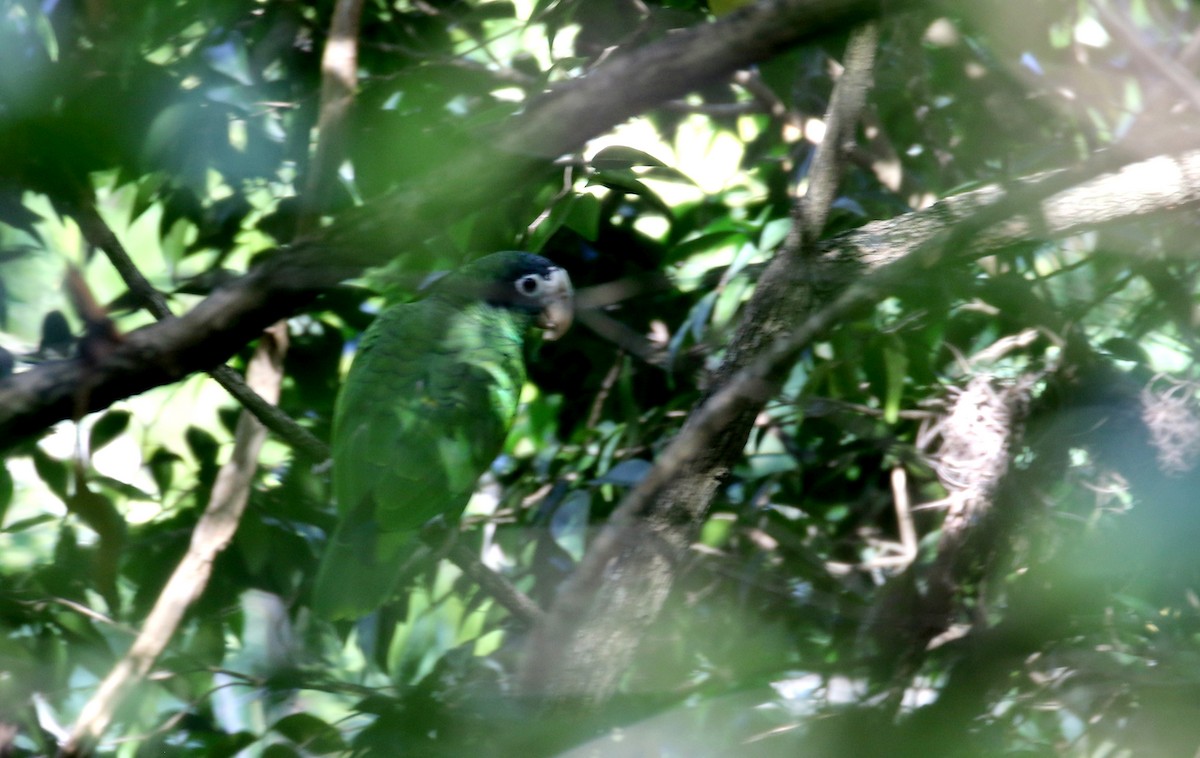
[{"left": 312, "top": 251, "right": 573, "bottom": 620}]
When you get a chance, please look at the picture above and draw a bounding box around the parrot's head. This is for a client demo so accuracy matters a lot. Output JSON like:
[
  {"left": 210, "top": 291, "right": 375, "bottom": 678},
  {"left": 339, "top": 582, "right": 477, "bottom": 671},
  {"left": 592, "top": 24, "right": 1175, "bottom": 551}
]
[{"left": 444, "top": 251, "right": 574, "bottom": 340}]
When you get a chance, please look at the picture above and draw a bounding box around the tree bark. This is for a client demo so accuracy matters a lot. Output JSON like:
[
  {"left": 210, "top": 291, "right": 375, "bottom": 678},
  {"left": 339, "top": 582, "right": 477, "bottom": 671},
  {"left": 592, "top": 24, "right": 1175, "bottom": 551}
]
[{"left": 514, "top": 146, "right": 1200, "bottom": 697}]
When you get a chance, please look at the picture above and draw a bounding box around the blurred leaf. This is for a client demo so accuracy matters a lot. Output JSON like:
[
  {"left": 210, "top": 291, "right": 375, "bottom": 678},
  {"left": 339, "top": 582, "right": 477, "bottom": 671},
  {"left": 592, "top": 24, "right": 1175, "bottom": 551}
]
[
  {"left": 0, "top": 464, "right": 11, "bottom": 526},
  {"left": 565, "top": 192, "right": 601, "bottom": 241},
  {"left": 147, "top": 447, "right": 182, "bottom": 499},
  {"left": 271, "top": 713, "right": 347, "bottom": 755},
  {"left": 31, "top": 448, "right": 68, "bottom": 500},
  {"left": 668, "top": 290, "right": 716, "bottom": 369},
  {"left": 204, "top": 35, "right": 254, "bottom": 86},
  {"left": 91, "top": 474, "right": 155, "bottom": 502},
  {"left": 88, "top": 410, "right": 130, "bottom": 453},
  {"left": 588, "top": 170, "right": 674, "bottom": 218},
  {"left": 186, "top": 426, "right": 219, "bottom": 469},
  {"left": 550, "top": 490, "right": 590, "bottom": 561},
  {"left": 593, "top": 459, "right": 653, "bottom": 486},
  {"left": 591, "top": 145, "right": 668, "bottom": 170},
  {"left": 882, "top": 345, "right": 908, "bottom": 424},
  {"left": 668, "top": 230, "right": 745, "bottom": 264}
]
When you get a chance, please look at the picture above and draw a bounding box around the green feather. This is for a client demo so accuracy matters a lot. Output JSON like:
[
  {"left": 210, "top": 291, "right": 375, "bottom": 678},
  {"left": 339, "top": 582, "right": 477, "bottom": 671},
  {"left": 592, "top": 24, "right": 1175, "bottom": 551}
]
[{"left": 312, "top": 253, "right": 564, "bottom": 619}]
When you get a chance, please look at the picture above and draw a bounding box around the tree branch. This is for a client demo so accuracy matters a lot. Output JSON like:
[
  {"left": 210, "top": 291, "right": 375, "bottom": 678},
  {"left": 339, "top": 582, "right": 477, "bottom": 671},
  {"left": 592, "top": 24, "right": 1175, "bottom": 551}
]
[
  {"left": 59, "top": 324, "right": 288, "bottom": 757},
  {"left": 514, "top": 55, "right": 1200, "bottom": 699},
  {"left": 68, "top": 196, "right": 329, "bottom": 461},
  {"left": 0, "top": 0, "right": 917, "bottom": 446},
  {"left": 517, "top": 22, "right": 882, "bottom": 698},
  {"left": 8, "top": 135, "right": 1200, "bottom": 450}
]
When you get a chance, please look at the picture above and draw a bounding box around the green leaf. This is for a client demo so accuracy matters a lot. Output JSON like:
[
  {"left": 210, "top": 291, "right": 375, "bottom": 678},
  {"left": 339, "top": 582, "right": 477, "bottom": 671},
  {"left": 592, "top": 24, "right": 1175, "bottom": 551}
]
[
  {"left": 91, "top": 474, "right": 155, "bottom": 503},
  {"left": 588, "top": 170, "right": 674, "bottom": 218},
  {"left": 31, "top": 448, "right": 69, "bottom": 500},
  {"left": 0, "top": 464, "right": 11, "bottom": 527},
  {"left": 550, "top": 490, "right": 590, "bottom": 561},
  {"left": 668, "top": 230, "right": 745, "bottom": 265},
  {"left": 89, "top": 410, "right": 131, "bottom": 453},
  {"left": 147, "top": 448, "right": 181, "bottom": 499},
  {"left": 700, "top": 514, "right": 734, "bottom": 548},
  {"left": 593, "top": 459, "right": 652, "bottom": 486},
  {"left": 186, "top": 426, "right": 219, "bottom": 469},
  {"left": 882, "top": 345, "right": 908, "bottom": 424},
  {"left": 591, "top": 145, "right": 668, "bottom": 170},
  {"left": 271, "top": 713, "right": 347, "bottom": 755},
  {"left": 204, "top": 35, "right": 254, "bottom": 86},
  {"left": 526, "top": 194, "right": 576, "bottom": 253},
  {"left": 668, "top": 290, "right": 716, "bottom": 369},
  {"left": 564, "top": 193, "right": 601, "bottom": 240},
  {"left": 462, "top": 1, "right": 517, "bottom": 21},
  {"left": 2, "top": 514, "right": 56, "bottom": 533}
]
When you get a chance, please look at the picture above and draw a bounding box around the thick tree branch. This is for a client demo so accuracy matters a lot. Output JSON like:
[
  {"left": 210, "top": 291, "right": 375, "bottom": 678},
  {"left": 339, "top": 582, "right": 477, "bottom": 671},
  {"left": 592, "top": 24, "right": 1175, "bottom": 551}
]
[
  {"left": 69, "top": 196, "right": 329, "bottom": 461},
  {"left": 5, "top": 143, "right": 1200, "bottom": 448},
  {"left": 515, "top": 99, "right": 1200, "bottom": 699},
  {"left": 0, "top": 0, "right": 918, "bottom": 445}
]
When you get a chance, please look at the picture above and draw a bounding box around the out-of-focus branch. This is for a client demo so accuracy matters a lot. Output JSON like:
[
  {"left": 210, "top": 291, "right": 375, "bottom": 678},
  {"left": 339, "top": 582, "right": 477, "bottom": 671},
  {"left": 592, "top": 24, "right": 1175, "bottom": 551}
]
[
  {"left": 59, "top": 323, "right": 288, "bottom": 757},
  {"left": 1096, "top": 4, "right": 1200, "bottom": 115},
  {"left": 298, "top": 0, "right": 365, "bottom": 232}
]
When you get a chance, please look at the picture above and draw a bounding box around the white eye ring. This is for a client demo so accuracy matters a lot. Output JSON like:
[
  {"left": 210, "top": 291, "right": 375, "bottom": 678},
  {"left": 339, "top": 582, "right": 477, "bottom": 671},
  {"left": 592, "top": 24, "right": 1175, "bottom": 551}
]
[{"left": 516, "top": 275, "right": 541, "bottom": 295}]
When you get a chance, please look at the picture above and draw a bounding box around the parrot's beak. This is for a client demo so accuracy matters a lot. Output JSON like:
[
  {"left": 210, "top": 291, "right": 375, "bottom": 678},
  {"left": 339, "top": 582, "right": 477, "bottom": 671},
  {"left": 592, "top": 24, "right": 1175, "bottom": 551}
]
[{"left": 537, "top": 267, "right": 574, "bottom": 341}]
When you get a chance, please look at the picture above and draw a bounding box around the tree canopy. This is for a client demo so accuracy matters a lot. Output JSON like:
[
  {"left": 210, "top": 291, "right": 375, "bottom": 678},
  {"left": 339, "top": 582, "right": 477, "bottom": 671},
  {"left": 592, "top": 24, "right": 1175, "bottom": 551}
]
[{"left": 3, "top": 0, "right": 1200, "bottom": 755}]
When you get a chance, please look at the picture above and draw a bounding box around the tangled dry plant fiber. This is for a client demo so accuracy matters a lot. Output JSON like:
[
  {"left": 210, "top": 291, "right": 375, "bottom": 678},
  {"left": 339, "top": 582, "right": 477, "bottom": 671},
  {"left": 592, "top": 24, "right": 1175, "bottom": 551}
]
[
  {"left": 926, "top": 373, "right": 1036, "bottom": 519},
  {"left": 1140, "top": 374, "right": 1200, "bottom": 477}
]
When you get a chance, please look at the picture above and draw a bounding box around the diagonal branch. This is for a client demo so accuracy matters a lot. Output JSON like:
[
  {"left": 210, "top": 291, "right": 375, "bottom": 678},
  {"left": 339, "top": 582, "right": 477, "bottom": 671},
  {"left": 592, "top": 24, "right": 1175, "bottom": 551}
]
[
  {"left": 58, "top": 323, "right": 288, "bottom": 757},
  {"left": 517, "top": 22, "right": 882, "bottom": 698},
  {"left": 0, "top": 0, "right": 918, "bottom": 447}
]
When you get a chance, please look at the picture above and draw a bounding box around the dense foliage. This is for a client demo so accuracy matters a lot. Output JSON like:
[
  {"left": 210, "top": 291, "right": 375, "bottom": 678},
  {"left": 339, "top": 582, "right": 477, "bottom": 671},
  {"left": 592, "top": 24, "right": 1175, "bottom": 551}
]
[{"left": 3, "top": 0, "right": 1200, "bottom": 755}]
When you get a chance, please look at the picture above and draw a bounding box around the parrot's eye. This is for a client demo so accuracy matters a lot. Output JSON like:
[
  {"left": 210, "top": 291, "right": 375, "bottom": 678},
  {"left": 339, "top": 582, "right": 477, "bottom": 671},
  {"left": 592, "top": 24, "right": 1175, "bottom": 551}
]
[{"left": 515, "top": 275, "right": 541, "bottom": 296}]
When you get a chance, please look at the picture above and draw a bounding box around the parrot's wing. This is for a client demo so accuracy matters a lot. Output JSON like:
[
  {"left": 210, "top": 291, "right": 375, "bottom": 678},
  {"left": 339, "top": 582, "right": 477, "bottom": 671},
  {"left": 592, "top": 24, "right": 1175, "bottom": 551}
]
[{"left": 312, "top": 298, "right": 525, "bottom": 619}]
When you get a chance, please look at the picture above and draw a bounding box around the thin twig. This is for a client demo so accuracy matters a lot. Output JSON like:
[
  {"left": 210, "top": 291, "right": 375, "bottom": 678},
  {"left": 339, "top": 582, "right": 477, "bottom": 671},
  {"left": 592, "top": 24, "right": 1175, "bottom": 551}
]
[
  {"left": 447, "top": 543, "right": 546, "bottom": 626},
  {"left": 1097, "top": 4, "right": 1200, "bottom": 116},
  {"left": 891, "top": 465, "right": 917, "bottom": 566},
  {"left": 69, "top": 196, "right": 328, "bottom": 461},
  {"left": 586, "top": 352, "right": 625, "bottom": 430},
  {"left": 298, "top": 0, "right": 366, "bottom": 232}
]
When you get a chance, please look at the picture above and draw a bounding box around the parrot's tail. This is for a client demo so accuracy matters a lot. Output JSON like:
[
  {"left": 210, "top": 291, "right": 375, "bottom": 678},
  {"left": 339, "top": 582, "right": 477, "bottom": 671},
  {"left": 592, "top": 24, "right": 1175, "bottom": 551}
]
[{"left": 311, "top": 515, "right": 417, "bottom": 620}]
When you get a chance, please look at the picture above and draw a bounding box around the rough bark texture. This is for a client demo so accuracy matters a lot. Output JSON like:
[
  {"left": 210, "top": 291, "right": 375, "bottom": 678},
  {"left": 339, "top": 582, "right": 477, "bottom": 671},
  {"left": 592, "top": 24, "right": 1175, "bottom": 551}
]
[
  {"left": 518, "top": 23, "right": 883, "bottom": 700},
  {"left": 516, "top": 151, "right": 1200, "bottom": 698}
]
